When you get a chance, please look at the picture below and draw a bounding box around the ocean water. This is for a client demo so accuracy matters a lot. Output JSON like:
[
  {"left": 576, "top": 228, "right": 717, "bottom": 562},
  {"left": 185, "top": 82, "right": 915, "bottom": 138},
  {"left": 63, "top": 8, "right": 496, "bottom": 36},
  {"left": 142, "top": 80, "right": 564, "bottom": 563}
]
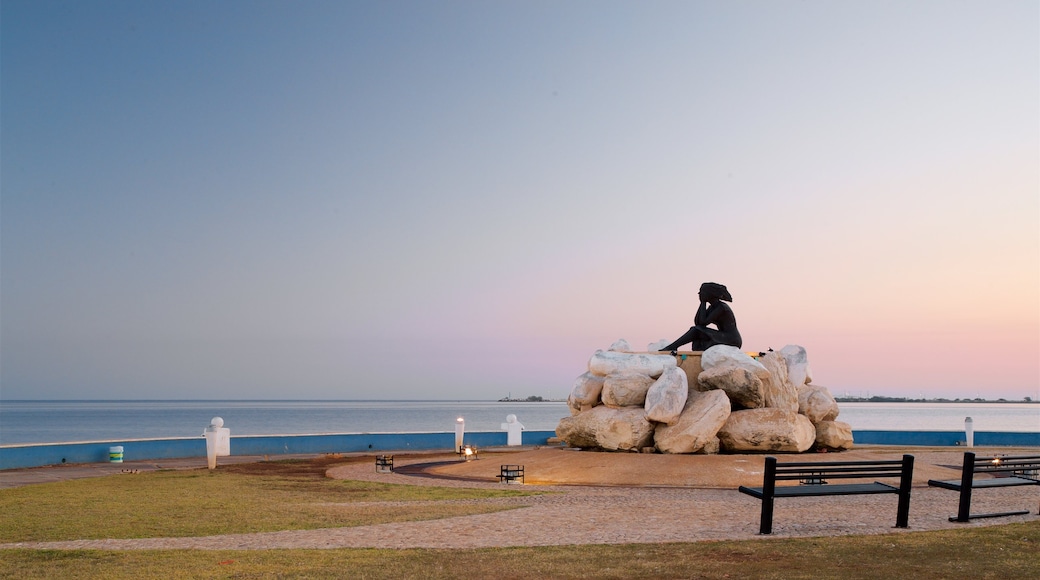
[
  {"left": 835, "top": 402, "right": 1038, "bottom": 434},
  {"left": 0, "top": 400, "right": 1037, "bottom": 446},
  {"left": 0, "top": 400, "right": 572, "bottom": 445}
]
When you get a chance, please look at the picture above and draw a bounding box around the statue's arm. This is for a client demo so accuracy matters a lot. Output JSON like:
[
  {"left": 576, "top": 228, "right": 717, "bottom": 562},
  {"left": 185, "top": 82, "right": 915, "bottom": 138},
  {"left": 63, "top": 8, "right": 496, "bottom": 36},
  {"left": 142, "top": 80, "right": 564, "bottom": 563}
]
[
  {"left": 694, "top": 301, "right": 710, "bottom": 325},
  {"left": 698, "top": 302, "right": 731, "bottom": 329}
]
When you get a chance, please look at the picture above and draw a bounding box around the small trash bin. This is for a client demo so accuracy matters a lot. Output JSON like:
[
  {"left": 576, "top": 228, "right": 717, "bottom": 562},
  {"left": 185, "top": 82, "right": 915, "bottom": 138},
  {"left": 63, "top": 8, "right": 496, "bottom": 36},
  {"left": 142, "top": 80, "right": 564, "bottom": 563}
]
[{"left": 109, "top": 446, "right": 124, "bottom": 463}]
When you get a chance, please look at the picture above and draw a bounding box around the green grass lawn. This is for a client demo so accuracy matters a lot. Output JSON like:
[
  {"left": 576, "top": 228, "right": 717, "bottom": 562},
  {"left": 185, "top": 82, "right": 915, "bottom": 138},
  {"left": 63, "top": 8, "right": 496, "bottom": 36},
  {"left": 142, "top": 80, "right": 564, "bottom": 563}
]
[
  {"left": 2, "top": 522, "right": 1038, "bottom": 580},
  {"left": 0, "top": 458, "right": 536, "bottom": 542}
]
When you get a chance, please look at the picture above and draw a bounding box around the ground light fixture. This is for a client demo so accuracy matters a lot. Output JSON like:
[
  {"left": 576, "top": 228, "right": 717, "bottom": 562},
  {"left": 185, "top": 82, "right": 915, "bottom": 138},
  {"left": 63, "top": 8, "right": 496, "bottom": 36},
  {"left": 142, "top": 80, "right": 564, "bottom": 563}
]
[
  {"left": 499, "top": 464, "right": 524, "bottom": 484},
  {"left": 375, "top": 455, "right": 393, "bottom": 473}
]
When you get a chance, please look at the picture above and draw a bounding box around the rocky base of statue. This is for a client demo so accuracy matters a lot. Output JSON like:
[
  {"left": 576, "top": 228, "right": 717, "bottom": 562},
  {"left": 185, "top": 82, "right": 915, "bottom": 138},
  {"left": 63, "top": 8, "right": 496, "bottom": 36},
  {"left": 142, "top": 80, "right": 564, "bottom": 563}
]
[{"left": 556, "top": 340, "right": 854, "bottom": 454}]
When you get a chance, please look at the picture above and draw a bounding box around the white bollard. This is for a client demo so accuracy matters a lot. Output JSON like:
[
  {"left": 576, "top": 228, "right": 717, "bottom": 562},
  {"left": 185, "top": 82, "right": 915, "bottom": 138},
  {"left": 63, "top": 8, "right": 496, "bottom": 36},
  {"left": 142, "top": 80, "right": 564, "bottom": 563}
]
[
  {"left": 204, "top": 417, "right": 231, "bottom": 469},
  {"left": 455, "top": 417, "right": 465, "bottom": 453},
  {"left": 964, "top": 417, "right": 974, "bottom": 448},
  {"left": 501, "top": 414, "right": 525, "bottom": 446}
]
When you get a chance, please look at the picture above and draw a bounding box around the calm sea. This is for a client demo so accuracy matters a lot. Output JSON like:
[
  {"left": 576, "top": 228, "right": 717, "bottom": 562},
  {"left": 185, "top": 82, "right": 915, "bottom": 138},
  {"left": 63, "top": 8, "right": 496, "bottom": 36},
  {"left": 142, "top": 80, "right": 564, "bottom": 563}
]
[{"left": 0, "top": 400, "right": 1037, "bottom": 445}]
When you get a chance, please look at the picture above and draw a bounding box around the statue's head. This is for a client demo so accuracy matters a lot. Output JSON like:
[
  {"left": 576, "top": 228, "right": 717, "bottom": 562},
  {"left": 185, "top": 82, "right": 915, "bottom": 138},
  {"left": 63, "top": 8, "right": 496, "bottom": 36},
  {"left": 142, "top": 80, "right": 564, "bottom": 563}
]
[{"left": 699, "top": 282, "right": 733, "bottom": 302}]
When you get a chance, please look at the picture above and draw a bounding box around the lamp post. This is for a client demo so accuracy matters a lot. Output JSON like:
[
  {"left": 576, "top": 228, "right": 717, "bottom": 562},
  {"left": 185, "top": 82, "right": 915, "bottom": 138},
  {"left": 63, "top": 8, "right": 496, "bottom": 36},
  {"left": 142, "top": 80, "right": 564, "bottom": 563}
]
[{"left": 455, "top": 417, "right": 465, "bottom": 453}]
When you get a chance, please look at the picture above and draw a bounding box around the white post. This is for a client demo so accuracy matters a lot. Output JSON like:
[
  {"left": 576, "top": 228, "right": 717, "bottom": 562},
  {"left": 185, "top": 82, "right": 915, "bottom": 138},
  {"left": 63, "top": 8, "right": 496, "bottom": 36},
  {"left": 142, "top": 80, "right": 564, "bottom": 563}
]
[
  {"left": 501, "top": 414, "right": 525, "bottom": 446},
  {"left": 964, "top": 417, "right": 974, "bottom": 448},
  {"left": 204, "top": 417, "right": 230, "bottom": 469},
  {"left": 455, "top": 417, "right": 465, "bottom": 453}
]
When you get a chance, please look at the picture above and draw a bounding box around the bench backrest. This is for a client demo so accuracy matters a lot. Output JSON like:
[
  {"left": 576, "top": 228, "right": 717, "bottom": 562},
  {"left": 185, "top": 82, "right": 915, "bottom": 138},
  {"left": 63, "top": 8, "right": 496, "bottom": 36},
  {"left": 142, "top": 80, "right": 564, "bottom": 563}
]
[
  {"left": 767, "top": 456, "right": 914, "bottom": 485},
  {"left": 965, "top": 453, "right": 1040, "bottom": 479}
]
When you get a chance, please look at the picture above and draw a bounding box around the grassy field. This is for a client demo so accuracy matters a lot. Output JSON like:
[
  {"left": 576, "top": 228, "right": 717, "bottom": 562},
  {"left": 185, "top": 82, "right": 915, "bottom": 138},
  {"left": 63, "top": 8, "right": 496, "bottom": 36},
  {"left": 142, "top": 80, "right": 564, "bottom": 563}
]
[
  {"left": 2, "top": 523, "right": 1038, "bottom": 580},
  {"left": 0, "top": 457, "right": 537, "bottom": 542},
  {"left": 1, "top": 456, "right": 1038, "bottom": 579}
]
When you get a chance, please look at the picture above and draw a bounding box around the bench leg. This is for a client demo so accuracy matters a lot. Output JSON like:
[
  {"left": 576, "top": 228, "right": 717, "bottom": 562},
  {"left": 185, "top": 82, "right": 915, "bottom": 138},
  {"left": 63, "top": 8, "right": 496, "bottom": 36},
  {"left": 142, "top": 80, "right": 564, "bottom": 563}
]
[
  {"left": 759, "top": 497, "right": 775, "bottom": 535},
  {"left": 953, "top": 452, "right": 975, "bottom": 523},
  {"left": 895, "top": 454, "right": 913, "bottom": 528},
  {"left": 953, "top": 487, "right": 973, "bottom": 522},
  {"left": 951, "top": 509, "right": 1031, "bottom": 522},
  {"left": 758, "top": 457, "right": 777, "bottom": 534}
]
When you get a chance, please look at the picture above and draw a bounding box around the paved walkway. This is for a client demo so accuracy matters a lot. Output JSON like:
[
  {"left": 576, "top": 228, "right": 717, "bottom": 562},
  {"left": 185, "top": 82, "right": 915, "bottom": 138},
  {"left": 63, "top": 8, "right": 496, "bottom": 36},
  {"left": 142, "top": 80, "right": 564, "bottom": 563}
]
[{"left": 1, "top": 447, "right": 1037, "bottom": 550}]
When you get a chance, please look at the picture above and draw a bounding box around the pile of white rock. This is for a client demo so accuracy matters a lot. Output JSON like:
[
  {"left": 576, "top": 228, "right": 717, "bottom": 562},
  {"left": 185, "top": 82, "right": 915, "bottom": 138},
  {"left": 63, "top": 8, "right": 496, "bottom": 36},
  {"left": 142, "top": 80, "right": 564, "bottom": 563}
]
[{"left": 556, "top": 340, "right": 854, "bottom": 454}]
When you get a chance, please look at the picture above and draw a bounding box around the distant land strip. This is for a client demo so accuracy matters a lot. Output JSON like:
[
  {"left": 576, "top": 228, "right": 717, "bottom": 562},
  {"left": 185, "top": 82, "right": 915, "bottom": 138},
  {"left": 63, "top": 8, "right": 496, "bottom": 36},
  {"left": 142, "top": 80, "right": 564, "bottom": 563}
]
[
  {"left": 497, "top": 396, "right": 568, "bottom": 402},
  {"left": 833, "top": 396, "right": 1036, "bottom": 404},
  {"left": 498, "top": 395, "right": 1036, "bottom": 404}
]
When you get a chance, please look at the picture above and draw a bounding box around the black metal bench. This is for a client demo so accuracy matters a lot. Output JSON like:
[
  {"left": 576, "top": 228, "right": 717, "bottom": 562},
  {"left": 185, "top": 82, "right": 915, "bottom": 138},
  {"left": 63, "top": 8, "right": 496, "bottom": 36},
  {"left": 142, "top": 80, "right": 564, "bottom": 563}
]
[
  {"left": 739, "top": 455, "right": 915, "bottom": 534},
  {"left": 498, "top": 464, "right": 524, "bottom": 484},
  {"left": 927, "top": 452, "right": 1040, "bottom": 522}
]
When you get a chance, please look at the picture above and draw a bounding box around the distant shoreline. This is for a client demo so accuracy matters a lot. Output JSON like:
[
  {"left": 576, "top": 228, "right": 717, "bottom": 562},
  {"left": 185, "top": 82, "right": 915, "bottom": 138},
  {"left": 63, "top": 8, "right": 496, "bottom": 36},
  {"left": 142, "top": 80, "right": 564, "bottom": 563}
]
[
  {"left": 497, "top": 396, "right": 568, "bottom": 403},
  {"left": 499, "top": 396, "right": 1038, "bottom": 404},
  {"left": 2, "top": 397, "right": 1035, "bottom": 405},
  {"left": 834, "top": 397, "right": 1036, "bottom": 404}
]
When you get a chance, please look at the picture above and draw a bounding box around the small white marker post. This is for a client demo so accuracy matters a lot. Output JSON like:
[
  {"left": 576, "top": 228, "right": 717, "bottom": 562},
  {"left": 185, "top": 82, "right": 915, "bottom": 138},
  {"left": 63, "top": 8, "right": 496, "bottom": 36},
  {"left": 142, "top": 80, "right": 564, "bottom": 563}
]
[
  {"left": 204, "top": 417, "right": 230, "bottom": 469},
  {"left": 501, "top": 414, "right": 525, "bottom": 446}
]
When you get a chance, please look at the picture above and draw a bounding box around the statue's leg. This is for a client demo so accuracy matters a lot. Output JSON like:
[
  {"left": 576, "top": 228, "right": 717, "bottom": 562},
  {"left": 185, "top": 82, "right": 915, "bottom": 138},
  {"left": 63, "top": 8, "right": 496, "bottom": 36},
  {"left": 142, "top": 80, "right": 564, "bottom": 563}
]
[
  {"left": 691, "top": 327, "right": 741, "bottom": 350},
  {"left": 690, "top": 335, "right": 714, "bottom": 350},
  {"left": 661, "top": 327, "right": 700, "bottom": 352}
]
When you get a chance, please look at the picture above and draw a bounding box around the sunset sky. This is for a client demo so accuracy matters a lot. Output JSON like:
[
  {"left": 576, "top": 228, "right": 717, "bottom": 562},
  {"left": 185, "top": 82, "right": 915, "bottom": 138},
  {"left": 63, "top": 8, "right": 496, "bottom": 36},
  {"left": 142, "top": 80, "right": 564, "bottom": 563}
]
[{"left": 2, "top": 1, "right": 1037, "bottom": 401}]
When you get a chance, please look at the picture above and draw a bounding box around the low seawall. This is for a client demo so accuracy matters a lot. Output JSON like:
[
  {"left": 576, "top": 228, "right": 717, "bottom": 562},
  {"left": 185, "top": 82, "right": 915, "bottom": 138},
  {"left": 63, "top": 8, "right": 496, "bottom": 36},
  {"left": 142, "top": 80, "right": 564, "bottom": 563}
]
[
  {"left": 2, "top": 430, "right": 1038, "bottom": 470},
  {"left": 0, "top": 430, "right": 556, "bottom": 470},
  {"left": 851, "top": 430, "right": 1040, "bottom": 447}
]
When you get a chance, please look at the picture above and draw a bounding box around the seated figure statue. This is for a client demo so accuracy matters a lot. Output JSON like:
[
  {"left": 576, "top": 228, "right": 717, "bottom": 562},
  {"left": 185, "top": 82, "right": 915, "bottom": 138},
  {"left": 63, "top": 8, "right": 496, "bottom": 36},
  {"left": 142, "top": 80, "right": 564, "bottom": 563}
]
[{"left": 660, "top": 282, "right": 742, "bottom": 352}]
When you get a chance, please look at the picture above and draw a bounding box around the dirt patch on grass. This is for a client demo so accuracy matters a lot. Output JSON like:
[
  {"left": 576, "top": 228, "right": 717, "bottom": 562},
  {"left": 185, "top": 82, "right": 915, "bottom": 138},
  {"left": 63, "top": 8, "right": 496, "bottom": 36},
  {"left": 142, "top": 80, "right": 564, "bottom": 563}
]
[
  {"left": 220, "top": 455, "right": 364, "bottom": 479},
  {"left": 220, "top": 454, "right": 439, "bottom": 479}
]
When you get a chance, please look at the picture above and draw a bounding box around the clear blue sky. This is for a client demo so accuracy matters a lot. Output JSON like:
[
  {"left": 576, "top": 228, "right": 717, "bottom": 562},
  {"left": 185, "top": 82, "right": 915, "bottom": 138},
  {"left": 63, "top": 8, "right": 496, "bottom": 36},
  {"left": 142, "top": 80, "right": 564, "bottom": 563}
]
[{"left": 2, "top": 1, "right": 1037, "bottom": 401}]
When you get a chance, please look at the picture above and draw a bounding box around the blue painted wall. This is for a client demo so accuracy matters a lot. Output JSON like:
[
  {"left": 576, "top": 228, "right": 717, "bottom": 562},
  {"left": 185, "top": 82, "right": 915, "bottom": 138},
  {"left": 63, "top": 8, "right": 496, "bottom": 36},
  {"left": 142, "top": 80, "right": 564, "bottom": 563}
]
[
  {"left": 852, "top": 430, "right": 1040, "bottom": 446},
  {"left": 2, "top": 430, "right": 1037, "bottom": 470},
  {"left": 0, "top": 430, "right": 557, "bottom": 470}
]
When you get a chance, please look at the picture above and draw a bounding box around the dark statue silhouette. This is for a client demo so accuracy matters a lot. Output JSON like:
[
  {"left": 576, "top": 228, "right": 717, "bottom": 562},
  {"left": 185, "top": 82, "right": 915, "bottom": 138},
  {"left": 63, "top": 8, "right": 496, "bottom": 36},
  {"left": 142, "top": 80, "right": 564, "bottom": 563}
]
[{"left": 660, "top": 282, "right": 742, "bottom": 352}]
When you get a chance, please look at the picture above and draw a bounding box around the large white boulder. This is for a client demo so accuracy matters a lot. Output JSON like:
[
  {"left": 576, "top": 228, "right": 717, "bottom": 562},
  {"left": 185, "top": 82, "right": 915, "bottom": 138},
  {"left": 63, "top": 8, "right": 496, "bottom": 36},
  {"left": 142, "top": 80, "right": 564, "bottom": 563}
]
[
  {"left": 779, "top": 344, "right": 813, "bottom": 387},
  {"left": 797, "top": 384, "right": 840, "bottom": 423},
  {"left": 555, "top": 411, "right": 598, "bottom": 448},
  {"left": 814, "top": 420, "right": 854, "bottom": 450},
  {"left": 608, "top": 338, "right": 633, "bottom": 352},
  {"left": 589, "top": 350, "right": 677, "bottom": 378},
  {"left": 697, "top": 365, "right": 765, "bottom": 409},
  {"left": 644, "top": 367, "right": 689, "bottom": 424},
  {"left": 567, "top": 372, "right": 605, "bottom": 415},
  {"left": 757, "top": 351, "right": 800, "bottom": 412},
  {"left": 696, "top": 437, "right": 721, "bottom": 454},
  {"left": 717, "top": 408, "right": 816, "bottom": 453},
  {"left": 701, "top": 345, "right": 769, "bottom": 377},
  {"left": 654, "top": 389, "right": 731, "bottom": 454},
  {"left": 555, "top": 406, "right": 655, "bottom": 451},
  {"left": 602, "top": 371, "right": 655, "bottom": 408},
  {"left": 647, "top": 339, "right": 671, "bottom": 352}
]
